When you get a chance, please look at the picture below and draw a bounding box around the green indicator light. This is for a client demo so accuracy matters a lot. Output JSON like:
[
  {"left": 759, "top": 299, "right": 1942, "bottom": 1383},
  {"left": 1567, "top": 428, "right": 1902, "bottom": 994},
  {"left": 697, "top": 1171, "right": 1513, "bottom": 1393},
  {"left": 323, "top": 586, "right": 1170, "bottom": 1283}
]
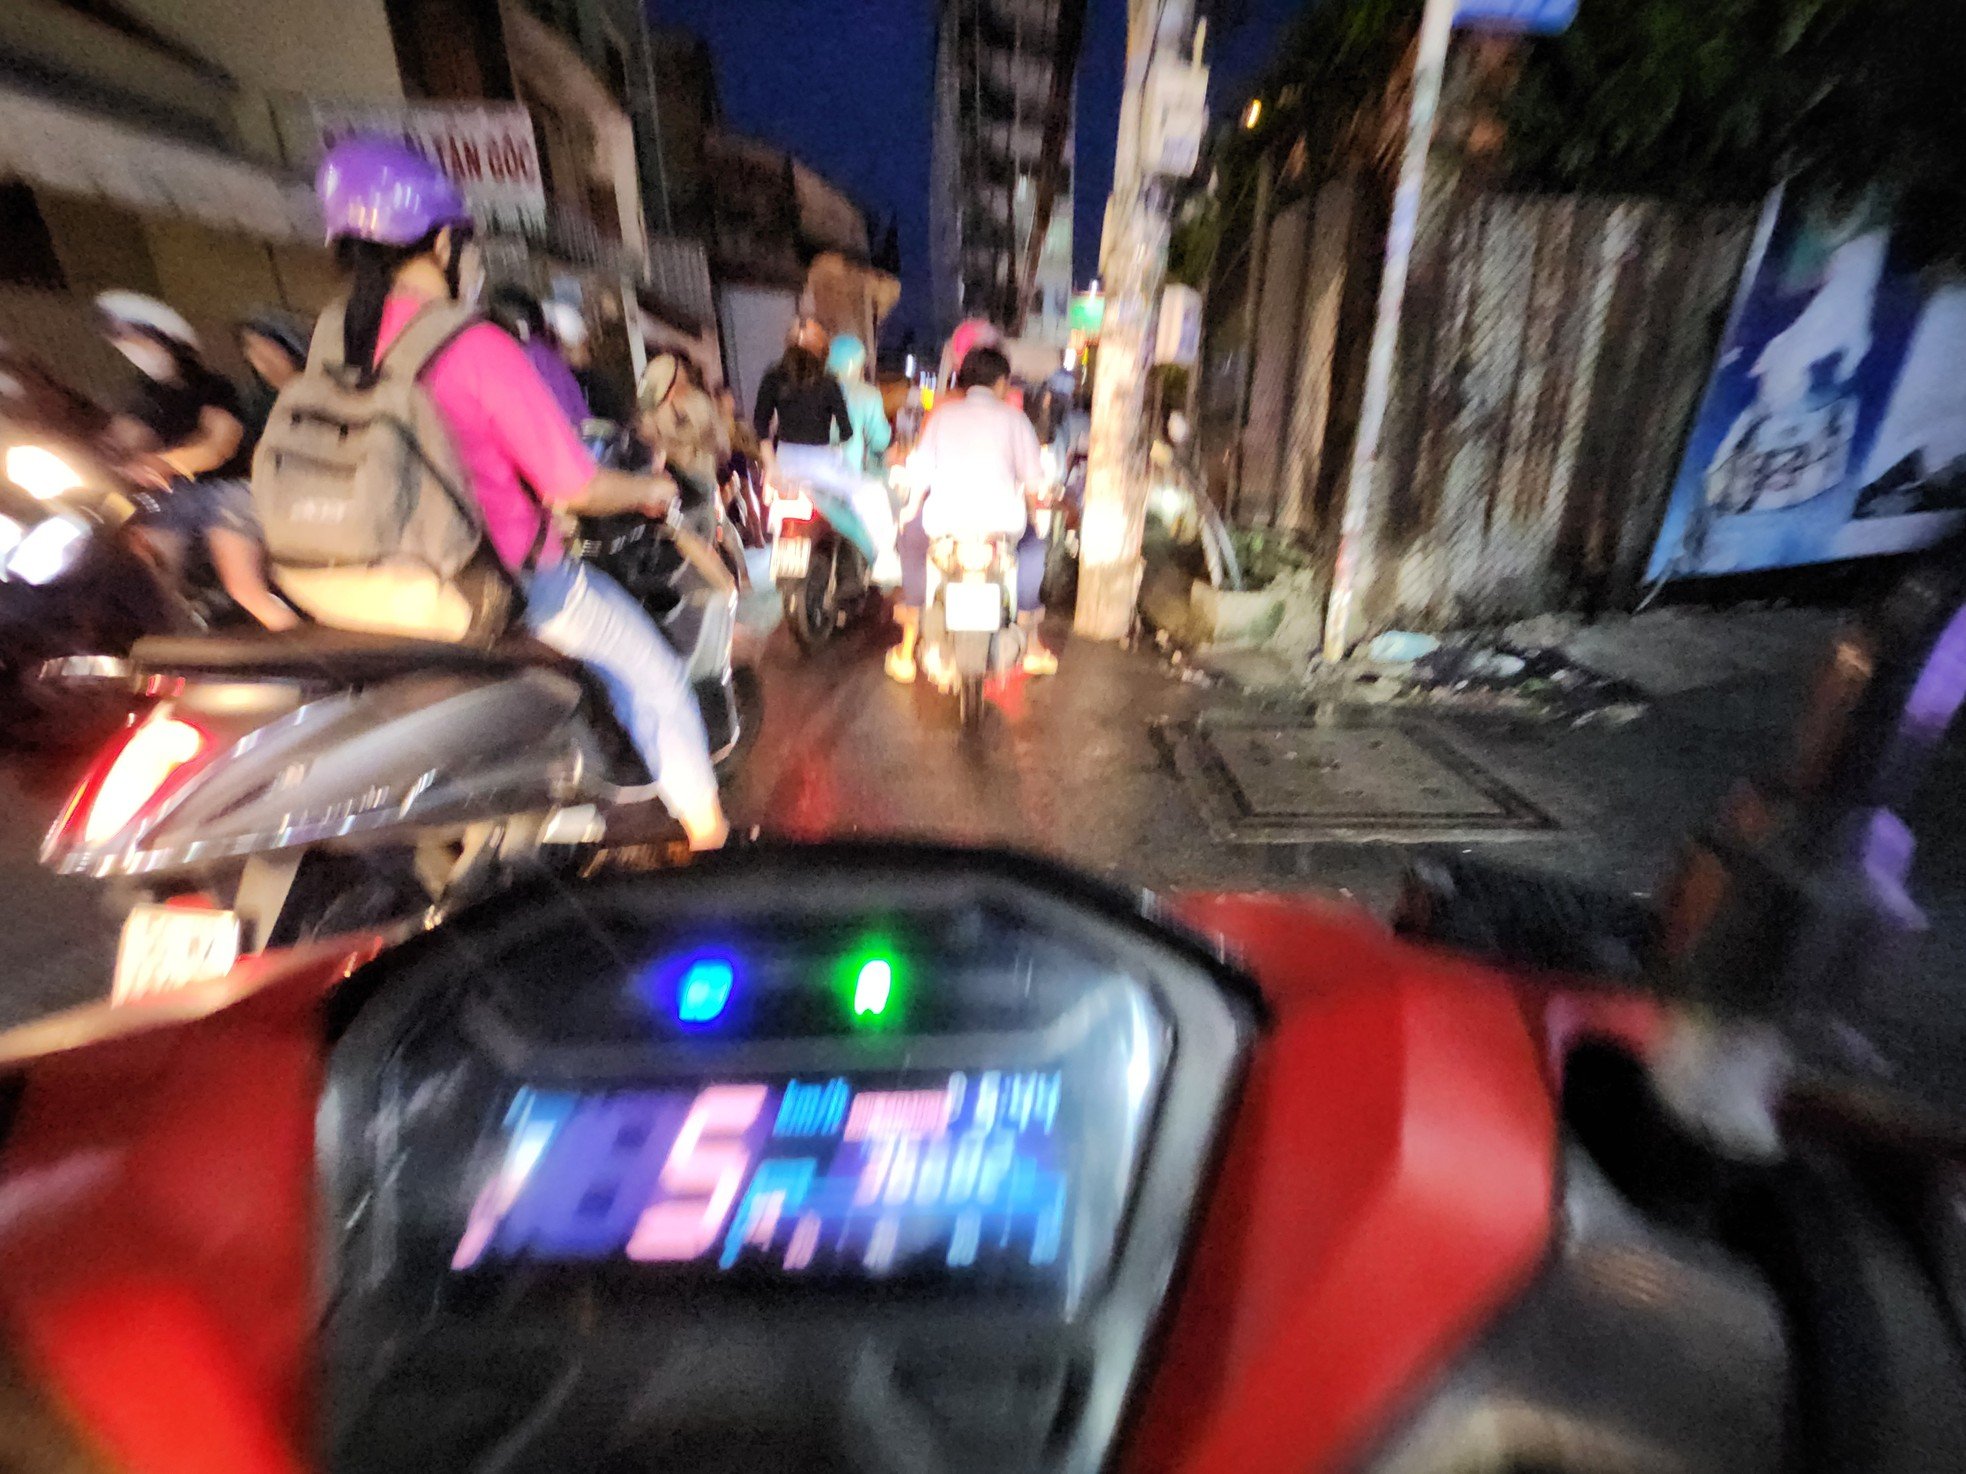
[
  {"left": 839, "top": 940, "right": 902, "bottom": 1029},
  {"left": 853, "top": 958, "right": 893, "bottom": 1017}
]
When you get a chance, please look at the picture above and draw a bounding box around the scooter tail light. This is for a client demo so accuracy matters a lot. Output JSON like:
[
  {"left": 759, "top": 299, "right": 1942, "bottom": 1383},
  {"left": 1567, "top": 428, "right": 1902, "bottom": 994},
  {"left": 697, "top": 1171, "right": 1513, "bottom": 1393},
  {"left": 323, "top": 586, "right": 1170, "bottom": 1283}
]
[
  {"left": 64, "top": 715, "right": 210, "bottom": 847},
  {"left": 767, "top": 489, "right": 817, "bottom": 535},
  {"left": 955, "top": 538, "right": 996, "bottom": 573}
]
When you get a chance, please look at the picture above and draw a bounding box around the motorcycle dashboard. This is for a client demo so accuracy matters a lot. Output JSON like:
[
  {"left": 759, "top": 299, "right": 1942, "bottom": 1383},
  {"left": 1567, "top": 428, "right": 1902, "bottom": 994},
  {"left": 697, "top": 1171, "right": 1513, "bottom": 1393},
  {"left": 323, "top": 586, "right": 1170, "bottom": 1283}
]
[{"left": 319, "top": 847, "right": 1256, "bottom": 1474}]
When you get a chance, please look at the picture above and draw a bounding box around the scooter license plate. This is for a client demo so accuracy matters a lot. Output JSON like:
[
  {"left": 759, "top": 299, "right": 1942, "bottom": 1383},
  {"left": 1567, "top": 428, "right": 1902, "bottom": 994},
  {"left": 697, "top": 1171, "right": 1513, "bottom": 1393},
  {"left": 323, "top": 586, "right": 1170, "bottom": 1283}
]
[
  {"left": 944, "top": 581, "right": 1003, "bottom": 632},
  {"left": 112, "top": 903, "right": 241, "bottom": 1006},
  {"left": 772, "top": 534, "right": 812, "bottom": 580},
  {"left": 768, "top": 493, "right": 816, "bottom": 532}
]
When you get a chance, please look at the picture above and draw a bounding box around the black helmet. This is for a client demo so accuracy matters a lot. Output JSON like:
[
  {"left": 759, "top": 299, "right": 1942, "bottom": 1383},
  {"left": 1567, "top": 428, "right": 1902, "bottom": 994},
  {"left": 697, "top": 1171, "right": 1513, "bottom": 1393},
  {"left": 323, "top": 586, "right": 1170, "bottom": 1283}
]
[{"left": 237, "top": 308, "right": 309, "bottom": 369}]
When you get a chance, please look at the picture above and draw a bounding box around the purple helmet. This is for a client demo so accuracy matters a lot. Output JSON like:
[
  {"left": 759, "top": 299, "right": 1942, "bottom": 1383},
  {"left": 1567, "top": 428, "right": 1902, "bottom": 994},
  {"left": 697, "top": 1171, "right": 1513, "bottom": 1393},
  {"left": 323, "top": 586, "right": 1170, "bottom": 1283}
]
[{"left": 316, "top": 136, "right": 472, "bottom": 247}]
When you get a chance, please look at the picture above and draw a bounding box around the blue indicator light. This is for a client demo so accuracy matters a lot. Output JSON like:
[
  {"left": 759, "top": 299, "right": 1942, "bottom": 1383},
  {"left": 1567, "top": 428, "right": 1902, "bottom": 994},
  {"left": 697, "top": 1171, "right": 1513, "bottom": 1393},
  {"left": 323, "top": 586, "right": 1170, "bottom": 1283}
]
[{"left": 677, "top": 958, "right": 734, "bottom": 1024}]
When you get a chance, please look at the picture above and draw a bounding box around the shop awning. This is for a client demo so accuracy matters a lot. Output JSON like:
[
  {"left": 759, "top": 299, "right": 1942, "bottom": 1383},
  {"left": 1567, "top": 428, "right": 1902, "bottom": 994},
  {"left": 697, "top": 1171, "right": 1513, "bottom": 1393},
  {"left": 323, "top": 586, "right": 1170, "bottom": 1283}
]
[{"left": 0, "top": 84, "right": 318, "bottom": 243}]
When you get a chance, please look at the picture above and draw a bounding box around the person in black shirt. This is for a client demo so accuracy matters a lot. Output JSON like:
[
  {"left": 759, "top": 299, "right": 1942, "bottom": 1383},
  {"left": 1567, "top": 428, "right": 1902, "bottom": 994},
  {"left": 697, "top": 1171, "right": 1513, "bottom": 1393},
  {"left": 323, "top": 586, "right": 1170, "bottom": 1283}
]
[
  {"left": 541, "top": 300, "right": 636, "bottom": 427},
  {"left": 753, "top": 345, "right": 851, "bottom": 448},
  {"left": 755, "top": 344, "right": 899, "bottom": 584},
  {"left": 97, "top": 291, "right": 294, "bottom": 629},
  {"left": 98, "top": 293, "right": 249, "bottom": 482}
]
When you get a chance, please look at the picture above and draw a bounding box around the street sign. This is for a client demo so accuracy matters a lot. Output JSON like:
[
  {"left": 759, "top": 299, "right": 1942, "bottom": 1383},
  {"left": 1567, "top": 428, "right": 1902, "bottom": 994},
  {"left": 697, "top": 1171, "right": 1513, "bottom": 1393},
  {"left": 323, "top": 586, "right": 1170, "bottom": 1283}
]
[
  {"left": 308, "top": 102, "right": 546, "bottom": 235},
  {"left": 1068, "top": 291, "right": 1106, "bottom": 338},
  {"left": 1453, "top": 0, "right": 1578, "bottom": 33}
]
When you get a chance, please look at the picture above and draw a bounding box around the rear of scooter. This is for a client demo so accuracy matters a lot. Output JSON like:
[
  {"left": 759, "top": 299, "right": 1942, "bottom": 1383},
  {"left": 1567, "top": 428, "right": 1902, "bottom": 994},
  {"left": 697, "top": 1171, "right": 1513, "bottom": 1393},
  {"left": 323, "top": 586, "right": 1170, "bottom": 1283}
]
[
  {"left": 38, "top": 635, "right": 630, "bottom": 1006},
  {"left": 767, "top": 475, "right": 871, "bottom": 653},
  {"left": 924, "top": 533, "right": 1021, "bottom": 730}
]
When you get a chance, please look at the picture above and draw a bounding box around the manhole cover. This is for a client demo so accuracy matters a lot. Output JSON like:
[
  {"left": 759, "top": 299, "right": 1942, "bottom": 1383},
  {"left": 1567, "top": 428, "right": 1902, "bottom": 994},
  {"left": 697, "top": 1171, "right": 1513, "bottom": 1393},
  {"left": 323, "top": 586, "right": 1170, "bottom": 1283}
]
[{"left": 1157, "top": 715, "right": 1554, "bottom": 843}]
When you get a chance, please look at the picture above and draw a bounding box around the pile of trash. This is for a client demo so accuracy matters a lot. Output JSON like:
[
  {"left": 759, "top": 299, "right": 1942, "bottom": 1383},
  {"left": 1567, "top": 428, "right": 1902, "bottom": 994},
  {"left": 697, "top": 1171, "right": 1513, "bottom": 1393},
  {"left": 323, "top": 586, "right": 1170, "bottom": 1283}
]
[{"left": 1314, "top": 628, "right": 1650, "bottom": 725}]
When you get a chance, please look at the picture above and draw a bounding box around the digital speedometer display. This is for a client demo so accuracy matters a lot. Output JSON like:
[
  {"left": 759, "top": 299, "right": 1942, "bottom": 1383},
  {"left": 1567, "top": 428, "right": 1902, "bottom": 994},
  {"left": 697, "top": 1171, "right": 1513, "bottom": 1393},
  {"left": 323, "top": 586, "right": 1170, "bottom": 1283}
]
[
  {"left": 452, "top": 1070, "right": 1075, "bottom": 1287},
  {"left": 324, "top": 856, "right": 1258, "bottom": 1474}
]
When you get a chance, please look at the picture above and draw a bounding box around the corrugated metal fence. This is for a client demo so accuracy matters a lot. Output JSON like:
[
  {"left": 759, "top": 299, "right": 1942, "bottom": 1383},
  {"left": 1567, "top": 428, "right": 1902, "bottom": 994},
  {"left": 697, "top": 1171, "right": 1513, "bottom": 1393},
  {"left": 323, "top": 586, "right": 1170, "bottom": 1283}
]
[{"left": 1228, "top": 170, "right": 1754, "bottom": 631}]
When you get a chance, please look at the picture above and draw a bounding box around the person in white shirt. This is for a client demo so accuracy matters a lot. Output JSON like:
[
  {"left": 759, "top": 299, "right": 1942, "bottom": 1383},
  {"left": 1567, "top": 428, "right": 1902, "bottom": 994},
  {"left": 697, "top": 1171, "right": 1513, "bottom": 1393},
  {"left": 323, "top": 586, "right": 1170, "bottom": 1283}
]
[{"left": 887, "top": 346, "right": 1058, "bottom": 683}]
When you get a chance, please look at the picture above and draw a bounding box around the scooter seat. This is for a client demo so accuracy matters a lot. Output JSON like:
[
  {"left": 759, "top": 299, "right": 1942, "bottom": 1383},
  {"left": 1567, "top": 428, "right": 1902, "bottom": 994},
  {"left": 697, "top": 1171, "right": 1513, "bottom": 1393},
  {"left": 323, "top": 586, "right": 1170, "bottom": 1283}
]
[{"left": 128, "top": 627, "right": 573, "bottom": 685}]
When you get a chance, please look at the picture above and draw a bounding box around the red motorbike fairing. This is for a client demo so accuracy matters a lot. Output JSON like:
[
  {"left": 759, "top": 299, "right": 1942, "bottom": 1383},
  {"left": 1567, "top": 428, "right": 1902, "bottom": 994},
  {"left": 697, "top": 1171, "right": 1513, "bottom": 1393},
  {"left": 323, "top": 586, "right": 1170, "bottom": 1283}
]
[
  {"left": 1136, "top": 894, "right": 1558, "bottom": 1471},
  {"left": 0, "top": 950, "right": 362, "bottom": 1474},
  {"left": 0, "top": 897, "right": 1563, "bottom": 1473}
]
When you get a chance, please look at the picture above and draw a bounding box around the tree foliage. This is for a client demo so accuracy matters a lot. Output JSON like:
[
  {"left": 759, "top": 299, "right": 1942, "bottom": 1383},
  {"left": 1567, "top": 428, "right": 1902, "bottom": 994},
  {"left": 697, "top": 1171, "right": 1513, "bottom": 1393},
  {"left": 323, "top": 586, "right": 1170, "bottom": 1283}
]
[
  {"left": 1501, "top": 0, "right": 1848, "bottom": 202},
  {"left": 1233, "top": 0, "right": 1966, "bottom": 259},
  {"left": 1509, "top": 2, "right": 1961, "bottom": 208}
]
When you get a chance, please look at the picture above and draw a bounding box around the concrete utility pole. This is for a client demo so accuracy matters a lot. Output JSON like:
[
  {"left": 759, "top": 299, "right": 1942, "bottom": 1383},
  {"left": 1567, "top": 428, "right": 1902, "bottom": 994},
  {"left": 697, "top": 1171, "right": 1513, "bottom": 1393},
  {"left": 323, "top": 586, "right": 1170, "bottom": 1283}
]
[
  {"left": 1226, "top": 147, "right": 1272, "bottom": 519},
  {"left": 1075, "top": 0, "right": 1198, "bottom": 643},
  {"left": 1321, "top": 0, "right": 1458, "bottom": 660}
]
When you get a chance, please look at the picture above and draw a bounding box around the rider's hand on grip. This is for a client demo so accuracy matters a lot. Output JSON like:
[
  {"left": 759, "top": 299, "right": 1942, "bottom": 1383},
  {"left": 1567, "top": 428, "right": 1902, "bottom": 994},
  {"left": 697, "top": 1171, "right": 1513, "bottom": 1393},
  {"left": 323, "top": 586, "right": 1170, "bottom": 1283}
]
[{"left": 642, "top": 469, "right": 678, "bottom": 520}]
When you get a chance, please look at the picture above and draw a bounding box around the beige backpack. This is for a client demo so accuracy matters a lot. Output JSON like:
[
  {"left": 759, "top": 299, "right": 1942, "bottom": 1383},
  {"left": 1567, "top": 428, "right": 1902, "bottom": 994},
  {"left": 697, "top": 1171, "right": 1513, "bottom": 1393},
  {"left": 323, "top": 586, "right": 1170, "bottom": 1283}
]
[{"left": 251, "top": 300, "right": 510, "bottom": 642}]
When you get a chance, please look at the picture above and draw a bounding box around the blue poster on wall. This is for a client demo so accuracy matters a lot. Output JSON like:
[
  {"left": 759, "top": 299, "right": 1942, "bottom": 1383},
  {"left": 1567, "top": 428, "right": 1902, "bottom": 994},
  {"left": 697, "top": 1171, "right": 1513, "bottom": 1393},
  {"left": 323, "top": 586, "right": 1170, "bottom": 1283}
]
[{"left": 1647, "top": 189, "right": 1966, "bottom": 582}]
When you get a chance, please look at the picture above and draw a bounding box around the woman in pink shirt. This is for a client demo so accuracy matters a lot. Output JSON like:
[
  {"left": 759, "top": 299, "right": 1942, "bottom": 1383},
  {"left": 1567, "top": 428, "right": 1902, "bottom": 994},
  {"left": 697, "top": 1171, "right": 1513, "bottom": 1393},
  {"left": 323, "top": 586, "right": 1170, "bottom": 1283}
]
[{"left": 313, "top": 137, "right": 726, "bottom": 849}]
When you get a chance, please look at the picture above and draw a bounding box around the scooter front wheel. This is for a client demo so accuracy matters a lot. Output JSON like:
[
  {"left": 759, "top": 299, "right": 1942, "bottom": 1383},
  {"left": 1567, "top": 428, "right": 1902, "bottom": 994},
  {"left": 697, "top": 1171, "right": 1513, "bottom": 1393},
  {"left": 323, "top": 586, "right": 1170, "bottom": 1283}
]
[{"left": 956, "top": 674, "right": 986, "bottom": 731}]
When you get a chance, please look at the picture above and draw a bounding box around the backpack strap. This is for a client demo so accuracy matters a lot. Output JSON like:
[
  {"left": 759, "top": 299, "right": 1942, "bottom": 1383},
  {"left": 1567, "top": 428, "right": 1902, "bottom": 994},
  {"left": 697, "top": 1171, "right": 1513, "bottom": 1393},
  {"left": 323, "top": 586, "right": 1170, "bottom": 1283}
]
[
  {"left": 380, "top": 301, "right": 480, "bottom": 380},
  {"left": 307, "top": 303, "right": 347, "bottom": 371},
  {"left": 304, "top": 299, "right": 476, "bottom": 381},
  {"left": 375, "top": 301, "right": 533, "bottom": 609}
]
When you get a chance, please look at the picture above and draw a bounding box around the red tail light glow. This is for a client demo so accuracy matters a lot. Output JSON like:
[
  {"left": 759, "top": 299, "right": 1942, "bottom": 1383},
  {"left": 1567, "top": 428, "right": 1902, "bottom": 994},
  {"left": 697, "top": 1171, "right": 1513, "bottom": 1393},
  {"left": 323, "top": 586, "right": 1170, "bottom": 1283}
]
[{"left": 75, "top": 716, "right": 207, "bottom": 845}]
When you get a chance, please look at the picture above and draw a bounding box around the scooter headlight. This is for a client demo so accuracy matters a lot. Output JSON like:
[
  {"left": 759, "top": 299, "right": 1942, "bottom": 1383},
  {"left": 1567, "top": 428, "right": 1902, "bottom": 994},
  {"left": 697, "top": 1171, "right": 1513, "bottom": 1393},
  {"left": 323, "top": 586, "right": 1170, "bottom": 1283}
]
[
  {"left": 955, "top": 538, "right": 996, "bottom": 574},
  {"left": 6, "top": 515, "right": 88, "bottom": 586},
  {"left": 4, "top": 445, "right": 85, "bottom": 501}
]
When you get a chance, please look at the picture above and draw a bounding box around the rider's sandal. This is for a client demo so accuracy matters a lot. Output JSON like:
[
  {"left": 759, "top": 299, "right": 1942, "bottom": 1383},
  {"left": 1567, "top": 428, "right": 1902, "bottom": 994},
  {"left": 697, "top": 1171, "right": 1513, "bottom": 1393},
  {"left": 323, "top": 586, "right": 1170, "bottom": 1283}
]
[
  {"left": 1023, "top": 645, "right": 1060, "bottom": 676},
  {"left": 884, "top": 647, "right": 917, "bottom": 684}
]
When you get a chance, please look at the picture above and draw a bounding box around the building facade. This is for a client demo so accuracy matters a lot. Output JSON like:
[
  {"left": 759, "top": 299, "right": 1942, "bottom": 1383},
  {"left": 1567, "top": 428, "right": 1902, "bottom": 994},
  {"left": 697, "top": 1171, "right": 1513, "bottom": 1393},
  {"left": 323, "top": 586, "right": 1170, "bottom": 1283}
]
[
  {"left": 928, "top": 0, "right": 1078, "bottom": 349},
  {"left": 701, "top": 132, "right": 898, "bottom": 411},
  {"left": 0, "top": 0, "right": 668, "bottom": 398},
  {"left": 0, "top": 0, "right": 380, "bottom": 395}
]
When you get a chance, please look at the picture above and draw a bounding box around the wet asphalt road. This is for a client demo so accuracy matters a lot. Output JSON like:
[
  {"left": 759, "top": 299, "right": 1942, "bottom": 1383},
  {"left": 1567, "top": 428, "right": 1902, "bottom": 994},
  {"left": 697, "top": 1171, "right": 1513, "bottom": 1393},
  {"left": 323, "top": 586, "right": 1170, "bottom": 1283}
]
[
  {"left": 0, "top": 613, "right": 1797, "bottom": 1029},
  {"left": 0, "top": 738, "right": 116, "bottom": 1026}
]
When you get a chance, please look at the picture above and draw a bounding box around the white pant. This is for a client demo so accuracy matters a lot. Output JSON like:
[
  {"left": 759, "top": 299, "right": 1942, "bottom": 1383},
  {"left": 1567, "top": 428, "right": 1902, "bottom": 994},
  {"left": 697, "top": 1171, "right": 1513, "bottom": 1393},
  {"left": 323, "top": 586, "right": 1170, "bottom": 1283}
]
[
  {"left": 775, "top": 442, "right": 898, "bottom": 580},
  {"left": 524, "top": 561, "right": 720, "bottom": 828}
]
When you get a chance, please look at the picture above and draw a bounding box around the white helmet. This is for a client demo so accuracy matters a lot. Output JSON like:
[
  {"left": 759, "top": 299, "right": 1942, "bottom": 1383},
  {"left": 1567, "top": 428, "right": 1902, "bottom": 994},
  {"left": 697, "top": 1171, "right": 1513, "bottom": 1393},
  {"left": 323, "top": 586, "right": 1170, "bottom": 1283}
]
[
  {"left": 95, "top": 291, "right": 200, "bottom": 351},
  {"left": 541, "top": 300, "right": 588, "bottom": 351}
]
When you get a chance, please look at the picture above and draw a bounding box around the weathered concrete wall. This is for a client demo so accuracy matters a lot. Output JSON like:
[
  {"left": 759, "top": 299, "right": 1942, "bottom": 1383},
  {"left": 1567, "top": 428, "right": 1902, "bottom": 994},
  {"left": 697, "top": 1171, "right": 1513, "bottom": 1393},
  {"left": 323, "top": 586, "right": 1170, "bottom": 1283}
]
[{"left": 1225, "top": 167, "right": 1753, "bottom": 634}]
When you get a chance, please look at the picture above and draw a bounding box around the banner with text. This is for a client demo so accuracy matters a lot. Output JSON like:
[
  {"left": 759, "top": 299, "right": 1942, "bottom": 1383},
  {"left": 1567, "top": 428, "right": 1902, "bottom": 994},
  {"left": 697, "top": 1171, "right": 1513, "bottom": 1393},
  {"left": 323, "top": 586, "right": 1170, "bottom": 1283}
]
[
  {"left": 308, "top": 102, "right": 545, "bottom": 236},
  {"left": 1648, "top": 189, "right": 1966, "bottom": 581}
]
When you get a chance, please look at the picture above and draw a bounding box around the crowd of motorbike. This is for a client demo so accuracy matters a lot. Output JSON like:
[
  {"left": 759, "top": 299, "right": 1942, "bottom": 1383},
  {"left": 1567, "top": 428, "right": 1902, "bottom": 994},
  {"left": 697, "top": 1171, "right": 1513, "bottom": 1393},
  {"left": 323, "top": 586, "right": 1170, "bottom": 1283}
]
[
  {"left": 0, "top": 282, "right": 1090, "bottom": 1004},
  {"left": 752, "top": 318, "right": 1086, "bottom": 730}
]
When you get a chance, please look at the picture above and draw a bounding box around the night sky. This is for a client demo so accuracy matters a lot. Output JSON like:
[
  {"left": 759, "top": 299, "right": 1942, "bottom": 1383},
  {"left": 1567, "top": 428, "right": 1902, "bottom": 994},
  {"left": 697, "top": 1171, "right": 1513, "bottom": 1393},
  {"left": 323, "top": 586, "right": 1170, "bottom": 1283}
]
[{"left": 653, "top": 0, "right": 1303, "bottom": 347}]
